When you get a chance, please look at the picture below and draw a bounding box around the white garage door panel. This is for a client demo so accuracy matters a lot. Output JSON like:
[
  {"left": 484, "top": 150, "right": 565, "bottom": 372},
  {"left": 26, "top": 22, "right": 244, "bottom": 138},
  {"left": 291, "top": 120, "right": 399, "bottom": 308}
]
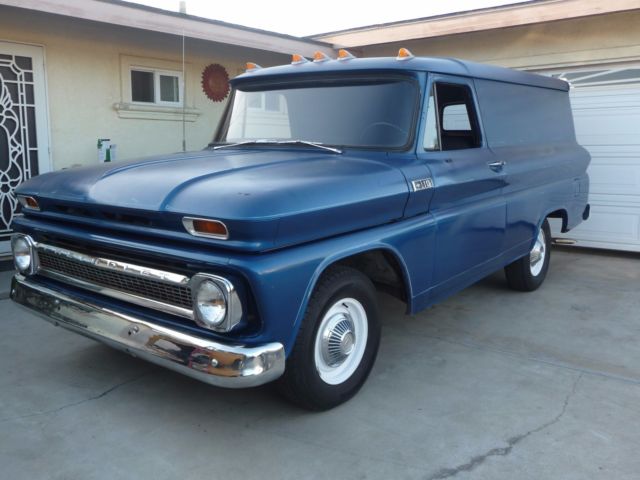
[
  {"left": 569, "top": 206, "right": 640, "bottom": 244},
  {"left": 587, "top": 154, "right": 640, "bottom": 197},
  {"left": 550, "top": 76, "right": 640, "bottom": 252}
]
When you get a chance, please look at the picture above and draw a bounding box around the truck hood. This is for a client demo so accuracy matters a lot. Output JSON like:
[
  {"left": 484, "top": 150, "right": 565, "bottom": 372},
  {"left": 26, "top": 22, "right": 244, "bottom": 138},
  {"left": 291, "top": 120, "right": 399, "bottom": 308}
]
[{"left": 19, "top": 149, "right": 410, "bottom": 250}]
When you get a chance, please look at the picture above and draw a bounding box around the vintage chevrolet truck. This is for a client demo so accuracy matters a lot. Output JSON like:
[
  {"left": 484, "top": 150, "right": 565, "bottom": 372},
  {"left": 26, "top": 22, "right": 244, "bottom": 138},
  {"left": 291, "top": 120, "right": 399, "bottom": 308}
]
[{"left": 10, "top": 50, "right": 590, "bottom": 410}]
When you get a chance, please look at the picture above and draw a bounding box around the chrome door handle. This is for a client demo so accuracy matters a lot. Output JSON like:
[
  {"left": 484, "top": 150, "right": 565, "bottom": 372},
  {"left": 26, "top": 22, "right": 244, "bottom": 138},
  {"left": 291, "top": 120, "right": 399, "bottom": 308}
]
[{"left": 488, "top": 160, "right": 506, "bottom": 171}]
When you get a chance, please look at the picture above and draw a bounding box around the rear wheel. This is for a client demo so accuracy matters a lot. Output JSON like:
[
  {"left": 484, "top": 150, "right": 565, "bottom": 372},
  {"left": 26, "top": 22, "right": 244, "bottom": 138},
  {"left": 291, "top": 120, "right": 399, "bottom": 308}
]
[
  {"left": 277, "top": 266, "right": 381, "bottom": 410},
  {"left": 505, "top": 219, "right": 551, "bottom": 291}
]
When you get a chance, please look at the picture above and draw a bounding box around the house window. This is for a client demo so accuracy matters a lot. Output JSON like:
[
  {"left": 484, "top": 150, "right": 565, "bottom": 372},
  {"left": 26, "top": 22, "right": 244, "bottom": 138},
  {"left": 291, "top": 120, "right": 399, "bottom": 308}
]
[
  {"left": 130, "top": 68, "right": 182, "bottom": 106},
  {"left": 246, "top": 91, "right": 285, "bottom": 113}
]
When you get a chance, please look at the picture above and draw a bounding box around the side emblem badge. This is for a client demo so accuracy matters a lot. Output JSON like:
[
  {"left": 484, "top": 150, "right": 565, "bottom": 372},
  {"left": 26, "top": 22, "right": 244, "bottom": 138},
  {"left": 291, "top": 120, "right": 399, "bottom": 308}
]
[{"left": 412, "top": 178, "right": 434, "bottom": 192}]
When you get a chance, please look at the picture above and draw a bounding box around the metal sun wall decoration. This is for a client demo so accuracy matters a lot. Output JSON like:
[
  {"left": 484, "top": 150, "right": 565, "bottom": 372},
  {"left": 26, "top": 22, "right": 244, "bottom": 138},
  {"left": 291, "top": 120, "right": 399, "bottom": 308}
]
[{"left": 201, "top": 63, "right": 230, "bottom": 102}]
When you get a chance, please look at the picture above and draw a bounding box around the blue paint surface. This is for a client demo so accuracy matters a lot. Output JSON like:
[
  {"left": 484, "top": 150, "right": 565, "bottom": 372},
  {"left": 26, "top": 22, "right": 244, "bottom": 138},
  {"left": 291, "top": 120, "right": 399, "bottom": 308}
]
[{"left": 14, "top": 57, "right": 589, "bottom": 355}]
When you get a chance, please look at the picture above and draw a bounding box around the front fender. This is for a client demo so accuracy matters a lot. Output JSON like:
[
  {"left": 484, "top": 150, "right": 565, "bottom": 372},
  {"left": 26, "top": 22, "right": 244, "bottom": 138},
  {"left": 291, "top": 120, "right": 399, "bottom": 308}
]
[
  {"left": 288, "top": 243, "right": 413, "bottom": 353},
  {"left": 230, "top": 214, "right": 436, "bottom": 356}
]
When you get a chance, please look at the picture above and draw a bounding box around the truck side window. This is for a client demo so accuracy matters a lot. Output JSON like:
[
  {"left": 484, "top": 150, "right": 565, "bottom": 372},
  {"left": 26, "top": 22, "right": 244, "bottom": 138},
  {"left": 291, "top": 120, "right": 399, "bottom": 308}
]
[
  {"left": 423, "top": 88, "right": 440, "bottom": 150},
  {"left": 424, "top": 82, "right": 482, "bottom": 151}
]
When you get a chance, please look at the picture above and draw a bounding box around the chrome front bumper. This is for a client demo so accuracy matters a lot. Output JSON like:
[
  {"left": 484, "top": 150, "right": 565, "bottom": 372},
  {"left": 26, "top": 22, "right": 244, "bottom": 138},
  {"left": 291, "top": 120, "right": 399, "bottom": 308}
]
[{"left": 10, "top": 274, "right": 285, "bottom": 388}]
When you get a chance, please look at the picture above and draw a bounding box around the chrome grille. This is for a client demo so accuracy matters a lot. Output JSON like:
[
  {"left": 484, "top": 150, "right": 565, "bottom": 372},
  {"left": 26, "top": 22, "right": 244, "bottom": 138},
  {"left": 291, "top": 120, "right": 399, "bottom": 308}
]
[{"left": 37, "top": 247, "right": 193, "bottom": 314}]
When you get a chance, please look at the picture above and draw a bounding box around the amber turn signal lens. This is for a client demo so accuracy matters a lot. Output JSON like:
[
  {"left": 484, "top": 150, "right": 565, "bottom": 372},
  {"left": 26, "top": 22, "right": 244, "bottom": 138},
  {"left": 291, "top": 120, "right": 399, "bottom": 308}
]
[
  {"left": 18, "top": 195, "right": 40, "bottom": 210},
  {"left": 397, "top": 47, "right": 414, "bottom": 60},
  {"left": 193, "top": 220, "right": 227, "bottom": 237},
  {"left": 183, "top": 217, "right": 229, "bottom": 239}
]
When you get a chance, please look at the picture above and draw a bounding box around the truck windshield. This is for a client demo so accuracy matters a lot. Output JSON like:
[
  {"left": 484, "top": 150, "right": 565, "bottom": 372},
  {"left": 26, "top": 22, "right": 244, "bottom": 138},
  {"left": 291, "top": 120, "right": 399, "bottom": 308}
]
[{"left": 215, "top": 77, "right": 418, "bottom": 149}]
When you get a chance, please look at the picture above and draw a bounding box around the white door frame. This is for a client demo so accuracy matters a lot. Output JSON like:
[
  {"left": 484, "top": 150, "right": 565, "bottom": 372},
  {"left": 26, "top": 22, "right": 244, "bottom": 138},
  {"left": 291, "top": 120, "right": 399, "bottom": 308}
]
[{"left": 0, "top": 40, "right": 51, "bottom": 256}]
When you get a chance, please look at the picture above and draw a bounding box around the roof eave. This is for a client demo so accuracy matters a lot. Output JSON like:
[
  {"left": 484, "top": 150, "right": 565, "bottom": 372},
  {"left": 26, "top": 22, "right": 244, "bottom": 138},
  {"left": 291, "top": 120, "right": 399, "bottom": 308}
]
[
  {"left": 312, "top": 0, "right": 640, "bottom": 48},
  {"left": 0, "top": 0, "right": 334, "bottom": 56}
]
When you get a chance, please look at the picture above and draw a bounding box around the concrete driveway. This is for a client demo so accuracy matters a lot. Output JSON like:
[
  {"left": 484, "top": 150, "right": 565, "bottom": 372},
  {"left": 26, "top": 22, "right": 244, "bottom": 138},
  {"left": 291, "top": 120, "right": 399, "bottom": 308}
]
[{"left": 1, "top": 247, "right": 639, "bottom": 479}]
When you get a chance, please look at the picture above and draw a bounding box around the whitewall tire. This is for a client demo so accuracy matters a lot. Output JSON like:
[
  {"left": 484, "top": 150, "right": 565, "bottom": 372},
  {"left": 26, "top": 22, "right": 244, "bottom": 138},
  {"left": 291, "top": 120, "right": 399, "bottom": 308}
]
[{"left": 278, "top": 266, "right": 381, "bottom": 410}]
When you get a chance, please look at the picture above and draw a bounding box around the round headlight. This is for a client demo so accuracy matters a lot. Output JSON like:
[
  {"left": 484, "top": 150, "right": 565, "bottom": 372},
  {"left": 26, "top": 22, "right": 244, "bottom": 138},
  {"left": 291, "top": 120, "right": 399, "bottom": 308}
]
[
  {"left": 12, "top": 236, "right": 32, "bottom": 274},
  {"left": 194, "top": 279, "right": 227, "bottom": 328}
]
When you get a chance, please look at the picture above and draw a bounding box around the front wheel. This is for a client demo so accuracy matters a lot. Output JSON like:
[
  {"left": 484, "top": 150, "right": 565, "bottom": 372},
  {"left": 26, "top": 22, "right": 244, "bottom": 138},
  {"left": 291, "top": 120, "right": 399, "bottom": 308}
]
[
  {"left": 277, "top": 266, "right": 381, "bottom": 410},
  {"left": 505, "top": 219, "right": 551, "bottom": 291}
]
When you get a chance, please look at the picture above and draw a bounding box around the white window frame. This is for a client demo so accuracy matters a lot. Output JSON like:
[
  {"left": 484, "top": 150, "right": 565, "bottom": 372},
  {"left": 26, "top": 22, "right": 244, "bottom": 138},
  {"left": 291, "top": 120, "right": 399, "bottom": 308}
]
[
  {"left": 129, "top": 66, "right": 184, "bottom": 107},
  {"left": 115, "top": 55, "right": 201, "bottom": 122},
  {"left": 246, "top": 92, "right": 286, "bottom": 114}
]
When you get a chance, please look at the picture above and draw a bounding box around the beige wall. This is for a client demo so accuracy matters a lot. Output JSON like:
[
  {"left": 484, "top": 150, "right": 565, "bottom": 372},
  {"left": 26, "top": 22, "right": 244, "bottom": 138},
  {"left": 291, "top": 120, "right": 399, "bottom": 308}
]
[
  {"left": 361, "top": 11, "right": 640, "bottom": 70},
  {"left": 0, "top": 6, "right": 289, "bottom": 170},
  {"left": 4, "top": 7, "right": 639, "bottom": 171}
]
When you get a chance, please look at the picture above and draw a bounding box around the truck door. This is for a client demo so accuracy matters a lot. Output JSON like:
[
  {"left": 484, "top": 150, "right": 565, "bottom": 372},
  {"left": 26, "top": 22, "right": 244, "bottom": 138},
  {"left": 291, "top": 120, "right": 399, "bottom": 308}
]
[{"left": 416, "top": 74, "right": 507, "bottom": 296}]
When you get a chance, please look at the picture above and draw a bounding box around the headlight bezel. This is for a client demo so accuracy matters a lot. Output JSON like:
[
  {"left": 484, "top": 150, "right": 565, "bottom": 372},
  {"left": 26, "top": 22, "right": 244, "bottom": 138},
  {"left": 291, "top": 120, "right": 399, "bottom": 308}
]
[
  {"left": 191, "top": 273, "right": 243, "bottom": 332},
  {"left": 11, "top": 234, "right": 39, "bottom": 275}
]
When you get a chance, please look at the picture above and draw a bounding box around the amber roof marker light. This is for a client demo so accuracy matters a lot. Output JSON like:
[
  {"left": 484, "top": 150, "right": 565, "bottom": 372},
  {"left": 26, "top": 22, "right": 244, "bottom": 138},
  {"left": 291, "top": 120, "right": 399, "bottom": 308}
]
[
  {"left": 291, "top": 54, "right": 309, "bottom": 65},
  {"left": 313, "top": 51, "right": 330, "bottom": 62},
  {"left": 245, "top": 62, "right": 262, "bottom": 72},
  {"left": 396, "top": 47, "right": 415, "bottom": 61},
  {"left": 337, "top": 49, "right": 356, "bottom": 61}
]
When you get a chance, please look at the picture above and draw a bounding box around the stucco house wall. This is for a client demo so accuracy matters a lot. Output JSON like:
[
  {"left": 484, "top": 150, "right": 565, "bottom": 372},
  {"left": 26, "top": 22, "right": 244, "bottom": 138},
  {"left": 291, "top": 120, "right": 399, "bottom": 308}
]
[
  {"left": 358, "top": 11, "right": 640, "bottom": 70},
  {"left": 0, "top": 6, "right": 289, "bottom": 170}
]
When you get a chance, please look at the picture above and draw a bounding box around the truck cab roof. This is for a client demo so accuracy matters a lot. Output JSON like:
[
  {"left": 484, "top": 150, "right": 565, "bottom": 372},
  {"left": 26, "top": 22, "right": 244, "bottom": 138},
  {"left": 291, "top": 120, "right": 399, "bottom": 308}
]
[{"left": 233, "top": 55, "right": 569, "bottom": 92}]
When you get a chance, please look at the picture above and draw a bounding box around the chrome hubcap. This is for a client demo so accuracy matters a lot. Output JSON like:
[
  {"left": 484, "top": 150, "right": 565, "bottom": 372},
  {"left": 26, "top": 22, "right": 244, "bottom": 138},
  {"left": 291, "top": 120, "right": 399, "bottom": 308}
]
[
  {"left": 530, "top": 228, "right": 546, "bottom": 276},
  {"left": 314, "top": 298, "right": 368, "bottom": 385},
  {"left": 321, "top": 316, "right": 355, "bottom": 367}
]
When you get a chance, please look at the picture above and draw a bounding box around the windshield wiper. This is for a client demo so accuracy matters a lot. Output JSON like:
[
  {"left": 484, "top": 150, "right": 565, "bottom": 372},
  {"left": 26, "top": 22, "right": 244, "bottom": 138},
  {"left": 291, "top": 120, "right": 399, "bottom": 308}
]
[
  {"left": 211, "top": 139, "right": 342, "bottom": 154},
  {"left": 210, "top": 139, "right": 268, "bottom": 150},
  {"left": 277, "top": 140, "right": 342, "bottom": 154}
]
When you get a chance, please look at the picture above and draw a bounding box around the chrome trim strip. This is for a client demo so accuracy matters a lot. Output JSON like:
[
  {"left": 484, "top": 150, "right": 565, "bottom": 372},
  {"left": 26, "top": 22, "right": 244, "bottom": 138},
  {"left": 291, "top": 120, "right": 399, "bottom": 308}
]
[
  {"left": 21, "top": 239, "right": 247, "bottom": 328},
  {"left": 182, "top": 217, "right": 229, "bottom": 240},
  {"left": 10, "top": 275, "right": 285, "bottom": 388},
  {"left": 38, "top": 268, "right": 194, "bottom": 319},
  {"left": 34, "top": 241, "right": 193, "bottom": 319},
  {"left": 37, "top": 243, "right": 190, "bottom": 286}
]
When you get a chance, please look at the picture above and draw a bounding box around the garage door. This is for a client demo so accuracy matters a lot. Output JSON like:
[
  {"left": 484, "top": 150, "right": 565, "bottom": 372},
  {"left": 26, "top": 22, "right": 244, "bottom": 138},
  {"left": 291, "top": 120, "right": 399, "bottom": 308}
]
[{"left": 546, "top": 67, "right": 640, "bottom": 252}]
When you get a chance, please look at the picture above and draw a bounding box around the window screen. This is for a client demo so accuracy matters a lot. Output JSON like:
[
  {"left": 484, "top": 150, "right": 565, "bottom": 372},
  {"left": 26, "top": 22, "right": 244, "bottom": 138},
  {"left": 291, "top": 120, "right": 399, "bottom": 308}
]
[{"left": 159, "top": 75, "right": 180, "bottom": 103}]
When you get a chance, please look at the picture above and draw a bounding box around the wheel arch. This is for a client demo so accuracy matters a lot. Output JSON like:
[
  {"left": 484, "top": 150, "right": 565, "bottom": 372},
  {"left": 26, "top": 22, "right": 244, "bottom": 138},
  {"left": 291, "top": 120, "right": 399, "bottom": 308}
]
[
  {"left": 545, "top": 208, "right": 569, "bottom": 233},
  {"left": 285, "top": 244, "right": 413, "bottom": 354},
  {"left": 528, "top": 207, "right": 568, "bottom": 250}
]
